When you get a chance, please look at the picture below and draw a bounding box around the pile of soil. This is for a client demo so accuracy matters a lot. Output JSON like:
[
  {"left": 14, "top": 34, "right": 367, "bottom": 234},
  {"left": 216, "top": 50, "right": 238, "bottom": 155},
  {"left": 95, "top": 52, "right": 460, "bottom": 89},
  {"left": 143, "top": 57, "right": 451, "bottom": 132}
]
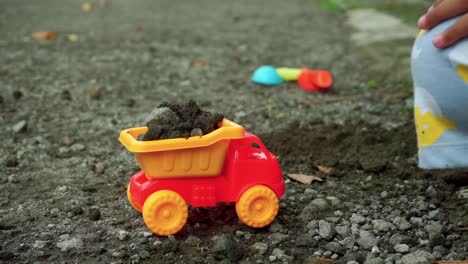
[{"left": 142, "top": 100, "right": 224, "bottom": 141}]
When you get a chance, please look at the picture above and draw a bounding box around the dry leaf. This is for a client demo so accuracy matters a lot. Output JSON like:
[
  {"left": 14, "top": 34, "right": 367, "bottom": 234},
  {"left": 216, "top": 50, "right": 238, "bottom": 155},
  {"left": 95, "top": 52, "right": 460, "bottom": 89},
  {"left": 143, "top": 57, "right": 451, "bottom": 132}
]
[
  {"left": 81, "top": 2, "right": 96, "bottom": 12},
  {"left": 191, "top": 59, "right": 207, "bottom": 68},
  {"left": 287, "top": 173, "right": 323, "bottom": 184},
  {"left": 31, "top": 31, "right": 57, "bottom": 41},
  {"left": 316, "top": 165, "right": 333, "bottom": 174},
  {"left": 67, "top": 34, "right": 79, "bottom": 42}
]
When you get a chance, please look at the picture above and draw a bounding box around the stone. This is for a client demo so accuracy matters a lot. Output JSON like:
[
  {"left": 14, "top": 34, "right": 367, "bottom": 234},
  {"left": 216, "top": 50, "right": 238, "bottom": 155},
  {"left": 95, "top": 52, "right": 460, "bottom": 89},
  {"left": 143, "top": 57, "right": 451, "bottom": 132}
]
[
  {"left": 393, "top": 217, "right": 412, "bottom": 231},
  {"left": 335, "top": 225, "right": 351, "bottom": 237},
  {"left": 401, "top": 250, "right": 435, "bottom": 264},
  {"left": 364, "top": 257, "right": 384, "bottom": 264},
  {"left": 310, "top": 198, "right": 330, "bottom": 211},
  {"left": 117, "top": 230, "right": 129, "bottom": 241},
  {"left": 12, "top": 120, "right": 27, "bottom": 133},
  {"left": 269, "top": 233, "right": 288, "bottom": 245},
  {"left": 350, "top": 213, "right": 366, "bottom": 224},
  {"left": 372, "top": 219, "right": 392, "bottom": 232},
  {"left": 271, "top": 248, "right": 285, "bottom": 259},
  {"left": 88, "top": 208, "right": 101, "bottom": 221},
  {"left": 323, "top": 242, "right": 345, "bottom": 255},
  {"left": 394, "top": 244, "right": 409, "bottom": 253},
  {"left": 357, "top": 230, "right": 378, "bottom": 250},
  {"left": 211, "top": 234, "right": 243, "bottom": 261},
  {"left": 250, "top": 242, "right": 268, "bottom": 255},
  {"left": 56, "top": 235, "right": 83, "bottom": 252},
  {"left": 318, "top": 220, "right": 335, "bottom": 240},
  {"left": 389, "top": 234, "right": 415, "bottom": 246}
]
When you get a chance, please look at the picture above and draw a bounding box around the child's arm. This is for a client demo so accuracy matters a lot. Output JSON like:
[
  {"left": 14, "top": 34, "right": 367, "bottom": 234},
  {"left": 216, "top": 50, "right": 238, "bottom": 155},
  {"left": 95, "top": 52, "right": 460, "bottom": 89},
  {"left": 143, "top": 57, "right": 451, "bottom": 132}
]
[{"left": 418, "top": 0, "right": 468, "bottom": 48}]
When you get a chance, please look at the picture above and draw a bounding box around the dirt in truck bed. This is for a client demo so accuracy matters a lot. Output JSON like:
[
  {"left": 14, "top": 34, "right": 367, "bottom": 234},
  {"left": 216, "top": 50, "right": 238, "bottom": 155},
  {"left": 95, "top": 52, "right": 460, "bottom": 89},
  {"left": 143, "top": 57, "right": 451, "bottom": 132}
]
[{"left": 142, "top": 100, "right": 224, "bottom": 141}]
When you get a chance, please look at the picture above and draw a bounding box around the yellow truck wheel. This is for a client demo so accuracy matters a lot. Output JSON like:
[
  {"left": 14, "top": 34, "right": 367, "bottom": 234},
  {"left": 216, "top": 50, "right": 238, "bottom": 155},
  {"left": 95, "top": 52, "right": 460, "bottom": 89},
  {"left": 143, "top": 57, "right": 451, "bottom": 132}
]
[
  {"left": 127, "top": 184, "right": 142, "bottom": 212},
  {"left": 142, "top": 190, "right": 188, "bottom": 236},
  {"left": 236, "top": 185, "right": 279, "bottom": 228}
]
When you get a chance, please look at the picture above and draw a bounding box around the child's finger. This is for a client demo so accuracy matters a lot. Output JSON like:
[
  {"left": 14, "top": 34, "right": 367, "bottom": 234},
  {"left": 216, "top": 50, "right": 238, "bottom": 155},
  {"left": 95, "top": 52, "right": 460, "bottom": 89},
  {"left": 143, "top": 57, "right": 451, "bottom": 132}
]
[
  {"left": 419, "top": 0, "right": 468, "bottom": 29},
  {"left": 433, "top": 13, "right": 468, "bottom": 48}
]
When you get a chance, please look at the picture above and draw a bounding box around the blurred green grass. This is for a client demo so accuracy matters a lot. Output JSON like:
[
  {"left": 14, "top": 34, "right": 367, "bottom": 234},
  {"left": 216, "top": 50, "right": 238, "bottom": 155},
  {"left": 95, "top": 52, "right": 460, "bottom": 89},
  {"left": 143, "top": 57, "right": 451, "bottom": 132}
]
[{"left": 314, "top": 0, "right": 431, "bottom": 24}]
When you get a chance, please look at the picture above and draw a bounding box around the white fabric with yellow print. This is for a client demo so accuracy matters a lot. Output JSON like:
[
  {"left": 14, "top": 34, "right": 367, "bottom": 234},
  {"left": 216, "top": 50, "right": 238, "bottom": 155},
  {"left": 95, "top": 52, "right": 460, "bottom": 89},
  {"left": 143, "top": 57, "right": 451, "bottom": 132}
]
[{"left": 412, "top": 16, "right": 468, "bottom": 169}]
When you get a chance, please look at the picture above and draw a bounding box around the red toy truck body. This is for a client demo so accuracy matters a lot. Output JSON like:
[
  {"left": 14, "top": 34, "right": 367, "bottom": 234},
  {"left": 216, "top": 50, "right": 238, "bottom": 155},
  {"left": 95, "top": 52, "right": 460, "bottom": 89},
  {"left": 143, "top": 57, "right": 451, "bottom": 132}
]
[{"left": 120, "top": 119, "right": 285, "bottom": 236}]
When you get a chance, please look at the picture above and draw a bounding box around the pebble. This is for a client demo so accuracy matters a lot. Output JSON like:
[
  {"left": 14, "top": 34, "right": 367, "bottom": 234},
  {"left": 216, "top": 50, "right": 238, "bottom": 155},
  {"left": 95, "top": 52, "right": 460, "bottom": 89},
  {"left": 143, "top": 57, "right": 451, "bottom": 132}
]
[
  {"left": 335, "top": 225, "right": 351, "bottom": 237},
  {"left": 372, "top": 219, "right": 392, "bottom": 232},
  {"left": 357, "top": 230, "right": 378, "bottom": 250},
  {"left": 268, "top": 221, "right": 283, "bottom": 233},
  {"left": 56, "top": 235, "right": 83, "bottom": 252},
  {"left": 310, "top": 198, "right": 330, "bottom": 210},
  {"left": 393, "top": 217, "right": 412, "bottom": 231},
  {"left": 394, "top": 244, "right": 409, "bottom": 253},
  {"left": 400, "top": 250, "right": 434, "bottom": 264},
  {"left": 33, "top": 240, "right": 48, "bottom": 249},
  {"left": 88, "top": 208, "right": 101, "bottom": 221},
  {"left": 364, "top": 257, "right": 384, "bottom": 264},
  {"left": 269, "top": 233, "right": 288, "bottom": 245},
  {"left": 350, "top": 213, "right": 366, "bottom": 224},
  {"left": 12, "top": 120, "right": 27, "bottom": 133},
  {"left": 250, "top": 242, "right": 268, "bottom": 255},
  {"left": 211, "top": 234, "right": 242, "bottom": 261},
  {"left": 324, "top": 242, "right": 345, "bottom": 255},
  {"left": 271, "top": 248, "right": 284, "bottom": 259},
  {"left": 117, "top": 230, "right": 129, "bottom": 241},
  {"left": 138, "top": 250, "right": 150, "bottom": 259},
  {"left": 70, "top": 143, "right": 85, "bottom": 152},
  {"left": 318, "top": 220, "right": 335, "bottom": 240}
]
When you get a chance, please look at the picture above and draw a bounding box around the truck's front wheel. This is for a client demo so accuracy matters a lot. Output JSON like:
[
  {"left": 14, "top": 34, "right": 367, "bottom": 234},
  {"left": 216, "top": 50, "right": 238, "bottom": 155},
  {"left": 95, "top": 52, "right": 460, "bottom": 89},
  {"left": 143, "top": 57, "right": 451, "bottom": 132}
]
[
  {"left": 236, "top": 185, "right": 279, "bottom": 228},
  {"left": 142, "top": 190, "right": 188, "bottom": 236}
]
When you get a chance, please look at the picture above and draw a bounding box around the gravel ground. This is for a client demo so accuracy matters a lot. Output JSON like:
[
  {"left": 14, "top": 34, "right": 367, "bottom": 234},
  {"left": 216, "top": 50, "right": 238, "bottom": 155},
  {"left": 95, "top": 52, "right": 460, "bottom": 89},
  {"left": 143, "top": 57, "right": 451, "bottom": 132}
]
[{"left": 1, "top": 0, "right": 467, "bottom": 263}]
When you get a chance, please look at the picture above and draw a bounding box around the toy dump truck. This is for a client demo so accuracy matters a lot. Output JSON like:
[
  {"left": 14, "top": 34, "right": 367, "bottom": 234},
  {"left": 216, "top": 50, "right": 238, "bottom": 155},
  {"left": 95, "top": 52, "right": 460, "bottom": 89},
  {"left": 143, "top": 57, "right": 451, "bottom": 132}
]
[{"left": 119, "top": 119, "right": 285, "bottom": 236}]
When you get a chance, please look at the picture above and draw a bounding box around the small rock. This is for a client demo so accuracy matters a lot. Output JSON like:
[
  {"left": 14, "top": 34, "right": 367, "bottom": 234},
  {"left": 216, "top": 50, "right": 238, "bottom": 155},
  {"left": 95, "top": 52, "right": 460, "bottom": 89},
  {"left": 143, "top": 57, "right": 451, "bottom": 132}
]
[
  {"left": 185, "top": 235, "right": 201, "bottom": 246},
  {"left": 269, "top": 221, "right": 283, "bottom": 233},
  {"left": 250, "top": 242, "right": 268, "bottom": 255},
  {"left": 88, "top": 208, "right": 101, "bottom": 221},
  {"left": 33, "top": 240, "right": 49, "bottom": 249},
  {"left": 364, "top": 257, "right": 384, "bottom": 264},
  {"left": 12, "top": 90, "right": 23, "bottom": 100},
  {"left": 269, "top": 233, "right": 288, "bottom": 245},
  {"left": 295, "top": 234, "right": 313, "bottom": 247},
  {"left": 117, "top": 230, "right": 129, "bottom": 241},
  {"left": 324, "top": 242, "right": 345, "bottom": 255},
  {"left": 394, "top": 244, "right": 409, "bottom": 253},
  {"left": 339, "top": 237, "right": 355, "bottom": 249},
  {"left": 271, "top": 248, "right": 284, "bottom": 259},
  {"left": 56, "top": 235, "right": 83, "bottom": 252},
  {"left": 425, "top": 186, "right": 437, "bottom": 197},
  {"left": 318, "top": 220, "right": 335, "bottom": 240},
  {"left": 350, "top": 213, "right": 366, "bottom": 224},
  {"left": 5, "top": 157, "right": 19, "bottom": 167},
  {"left": 425, "top": 221, "right": 443, "bottom": 244},
  {"left": 310, "top": 198, "right": 330, "bottom": 210},
  {"left": 94, "top": 162, "right": 105, "bottom": 174},
  {"left": 190, "top": 128, "right": 203, "bottom": 137},
  {"left": 357, "top": 230, "right": 378, "bottom": 250},
  {"left": 211, "top": 234, "right": 243, "bottom": 261},
  {"left": 12, "top": 120, "right": 27, "bottom": 133},
  {"left": 393, "top": 217, "right": 412, "bottom": 231},
  {"left": 70, "top": 143, "right": 85, "bottom": 152},
  {"left": 372, "top": 219, "right": 392, "bottom": 232},
  {"left": 401, "top": 250, "right": 434, "bottom": 264},
  {"left": 139, "top": 250, "right": 150, "bottom": 259},
  {"left": 335, "top": 225, "right": 351, "bottom": 237},
  {"left": 269, "top": 255, "right": 277, "bottom": 262},
  {"left": 389, "top": 234, "right": 414, "bottom": 246}
]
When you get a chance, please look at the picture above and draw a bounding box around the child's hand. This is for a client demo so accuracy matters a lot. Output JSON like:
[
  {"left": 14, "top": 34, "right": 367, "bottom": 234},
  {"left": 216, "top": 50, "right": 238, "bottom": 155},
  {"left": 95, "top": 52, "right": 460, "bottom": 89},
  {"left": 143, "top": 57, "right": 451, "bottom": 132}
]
[{"left": 418, "top": 0, "right": 468, "bottom": 48}]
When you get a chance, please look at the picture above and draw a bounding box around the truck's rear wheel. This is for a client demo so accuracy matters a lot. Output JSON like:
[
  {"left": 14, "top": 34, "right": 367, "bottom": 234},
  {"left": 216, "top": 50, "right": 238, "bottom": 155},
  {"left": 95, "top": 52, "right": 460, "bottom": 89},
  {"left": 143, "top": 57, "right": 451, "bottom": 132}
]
[
  {"left": 236, "top": 185, "right": 279, "bottom": 228},
  {"left": 142, "top": 190, "right": 188, "bottom": 236},
  {"left": 127, "top": 184, "right": 142, "bottom": 212}
]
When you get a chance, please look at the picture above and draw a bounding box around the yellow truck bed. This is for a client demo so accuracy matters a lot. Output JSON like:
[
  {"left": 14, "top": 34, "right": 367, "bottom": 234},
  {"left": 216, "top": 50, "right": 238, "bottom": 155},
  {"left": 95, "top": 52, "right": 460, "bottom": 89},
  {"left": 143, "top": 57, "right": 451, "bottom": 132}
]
[{"left": 119, "top": 119, "right": 245, "bottom": 178}]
